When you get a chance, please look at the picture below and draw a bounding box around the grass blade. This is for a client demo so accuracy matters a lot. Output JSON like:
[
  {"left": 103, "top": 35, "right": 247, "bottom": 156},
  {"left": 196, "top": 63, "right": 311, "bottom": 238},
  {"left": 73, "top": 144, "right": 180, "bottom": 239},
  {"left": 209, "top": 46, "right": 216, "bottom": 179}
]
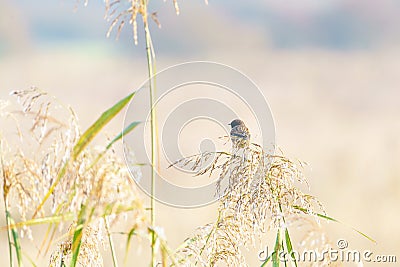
[
  {"left": 1, "top": 213, "right": 74, "bottom": 232},
  {"left": 272, "top": 228, "right": 281, "bottom": 267},
  {"left": 260, "top": 225, "right": 285, "bottom": 267},
  {"left": 5, "top": 211, "right": 14, "bottom": 267},
  {"left": 20, "top": 249, "right": 38, "bottom": 267},
  {"left": 8, "top": 212, "right": 23, "bottom": 267},
  {"left": 73, "top": 92, "right": 135, "bottom": 159},
  {"left": 260, "top": 254, "right": 272, "bottom": 267},
  {"left": 108, "top": 121, "right": 140, "bottom": 150},
  {"left": 284, "top": 228, "right": 297, "bottom": 267},
  {"left": 2, "top": 144, "right": 15, "bottom": 267},
  {"left": 104, "top": 216, "right": 118, "bottom": 267},
  {"left": 88, "top": 121, "right": 140, "bottom": 169},
  {"left": 33, "top": 92, "right": 135, "bottom": 218},
  {"left": 281, "top": 240, "right": 287, "bottom": 267},
  {"left": 293, "top": 205, "right": 376, "bottom": 243},
  {"left": 124, "top": 227, "right": 136, "bottom": 265},
  {"left": 70, "top": 205, "right": 87, "bottom": 267}
]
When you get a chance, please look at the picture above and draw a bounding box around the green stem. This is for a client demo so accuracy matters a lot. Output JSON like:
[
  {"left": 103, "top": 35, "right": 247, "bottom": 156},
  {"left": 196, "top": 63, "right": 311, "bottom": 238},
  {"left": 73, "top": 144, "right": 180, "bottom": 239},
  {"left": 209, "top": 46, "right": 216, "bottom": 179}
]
[
  {"left": 4, "top": 198, "right": 14, "bottom": 267},
  {"left": 142, "top": 2, "right": 157, "bottom": 266},
  {"left": 104, "top": 216, "right": 118, "bottom": 267},
  {"left": 2, "top": 145, "right": 14, "bottom": 267}
]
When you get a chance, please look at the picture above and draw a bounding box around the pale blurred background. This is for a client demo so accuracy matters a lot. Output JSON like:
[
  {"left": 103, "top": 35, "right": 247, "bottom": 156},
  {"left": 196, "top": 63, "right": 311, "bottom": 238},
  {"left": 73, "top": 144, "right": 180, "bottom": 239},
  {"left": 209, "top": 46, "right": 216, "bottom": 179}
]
[{"left": 1, "top": 0, "right": 399, "bottom": 266}]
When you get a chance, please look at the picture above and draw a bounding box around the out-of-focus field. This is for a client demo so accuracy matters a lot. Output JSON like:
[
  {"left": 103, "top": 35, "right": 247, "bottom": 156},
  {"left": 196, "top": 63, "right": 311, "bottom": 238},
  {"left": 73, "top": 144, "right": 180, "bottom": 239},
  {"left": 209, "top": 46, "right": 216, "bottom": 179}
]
[
  {"left": 1, "top": 1, "right": 400, "bottom": 266},
  {"left": 1, "top": 48, "right": 399, "bottom": 266}
]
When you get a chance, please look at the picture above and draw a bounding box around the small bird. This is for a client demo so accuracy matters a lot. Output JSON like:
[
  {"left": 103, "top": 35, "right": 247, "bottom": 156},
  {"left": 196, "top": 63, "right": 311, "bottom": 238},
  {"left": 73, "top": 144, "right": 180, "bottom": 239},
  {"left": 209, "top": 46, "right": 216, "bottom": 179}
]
[{"left": 229, "top": 119, "right": 250, "bottom": 148}]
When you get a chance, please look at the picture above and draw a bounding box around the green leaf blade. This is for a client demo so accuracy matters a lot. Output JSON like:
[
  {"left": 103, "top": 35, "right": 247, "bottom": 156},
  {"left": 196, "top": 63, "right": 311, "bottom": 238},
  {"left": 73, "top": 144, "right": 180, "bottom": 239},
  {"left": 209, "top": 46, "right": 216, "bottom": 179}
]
[
  {"left": 70, "top": 205, "right": 87, "bottom": 267},
  {"left": 272, "top": 228, "right": 281, "bottom": 267},
  {"left": 284, "top": 228, "right": 297, "bottom": 267},
  {"left": 7, "top": 212, "right": 23, "bottom": 267},
  {"left": 292, "top": 205, "right": 376, "bottom": 243},
  {"left": 107, "top": 121, "right": 140, "bottom": 150},
  {"left": 33, "top": 92, "right": 135, "bottom": 218},
  {"left": 73, "top": 92, "right": 135, "bottom": 159}
]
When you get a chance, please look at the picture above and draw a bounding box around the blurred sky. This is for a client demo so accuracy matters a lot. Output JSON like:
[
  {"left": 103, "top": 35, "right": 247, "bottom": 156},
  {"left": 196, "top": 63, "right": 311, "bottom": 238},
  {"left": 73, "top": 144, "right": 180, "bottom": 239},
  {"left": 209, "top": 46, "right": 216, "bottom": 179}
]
[{"left": 1, "top": 0, "right": 400, "bottom": 56}]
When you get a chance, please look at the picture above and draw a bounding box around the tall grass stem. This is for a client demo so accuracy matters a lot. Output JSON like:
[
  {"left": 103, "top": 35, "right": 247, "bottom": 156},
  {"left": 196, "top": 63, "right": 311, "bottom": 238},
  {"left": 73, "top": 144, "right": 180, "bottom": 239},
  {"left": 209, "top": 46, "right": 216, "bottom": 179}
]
[
  {"left": 4, "top": 199, "right": 14, "bottom": 267},
  {"left": 104, "top": 216, "right": 118, "bottom": 267},
  {"left": 142, "top": 2, "right": 158, "bottom": 265}
]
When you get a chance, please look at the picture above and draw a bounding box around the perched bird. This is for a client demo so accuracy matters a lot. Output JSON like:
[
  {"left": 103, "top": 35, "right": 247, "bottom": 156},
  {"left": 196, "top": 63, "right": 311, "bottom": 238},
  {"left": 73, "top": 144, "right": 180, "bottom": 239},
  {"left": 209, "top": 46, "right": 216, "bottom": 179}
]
[{"left": 229, "top": 119, "right": 250, "bottom": 148}]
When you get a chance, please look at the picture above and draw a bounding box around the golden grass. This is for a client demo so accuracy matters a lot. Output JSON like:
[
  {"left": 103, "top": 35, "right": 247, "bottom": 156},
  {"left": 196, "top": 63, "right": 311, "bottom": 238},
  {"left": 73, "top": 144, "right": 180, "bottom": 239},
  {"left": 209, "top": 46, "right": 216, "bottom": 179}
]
[
  {"left": 171, "top": 142, "right": 334, "bottom": 266},
  {"left": 0, "top": 88, "right": 340, "bottom": 267},
  {"left": 1, "top": 89, "right": 151, "bottom": 266}
]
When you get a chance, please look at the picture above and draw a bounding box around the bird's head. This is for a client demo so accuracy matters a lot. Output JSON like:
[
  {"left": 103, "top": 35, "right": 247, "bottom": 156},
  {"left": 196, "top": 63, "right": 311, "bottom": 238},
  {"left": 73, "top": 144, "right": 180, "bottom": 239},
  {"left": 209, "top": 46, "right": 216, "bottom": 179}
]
[{"left": 229, "top": 119, "right": 245, "bottom": 129}]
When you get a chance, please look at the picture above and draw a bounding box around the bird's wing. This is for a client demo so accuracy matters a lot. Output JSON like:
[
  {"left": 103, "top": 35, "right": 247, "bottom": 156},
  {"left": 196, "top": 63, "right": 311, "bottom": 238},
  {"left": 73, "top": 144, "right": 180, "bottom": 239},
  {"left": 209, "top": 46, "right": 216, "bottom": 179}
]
[{"left": 230, "top": 125, "right": 250, "bottom": 139}]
